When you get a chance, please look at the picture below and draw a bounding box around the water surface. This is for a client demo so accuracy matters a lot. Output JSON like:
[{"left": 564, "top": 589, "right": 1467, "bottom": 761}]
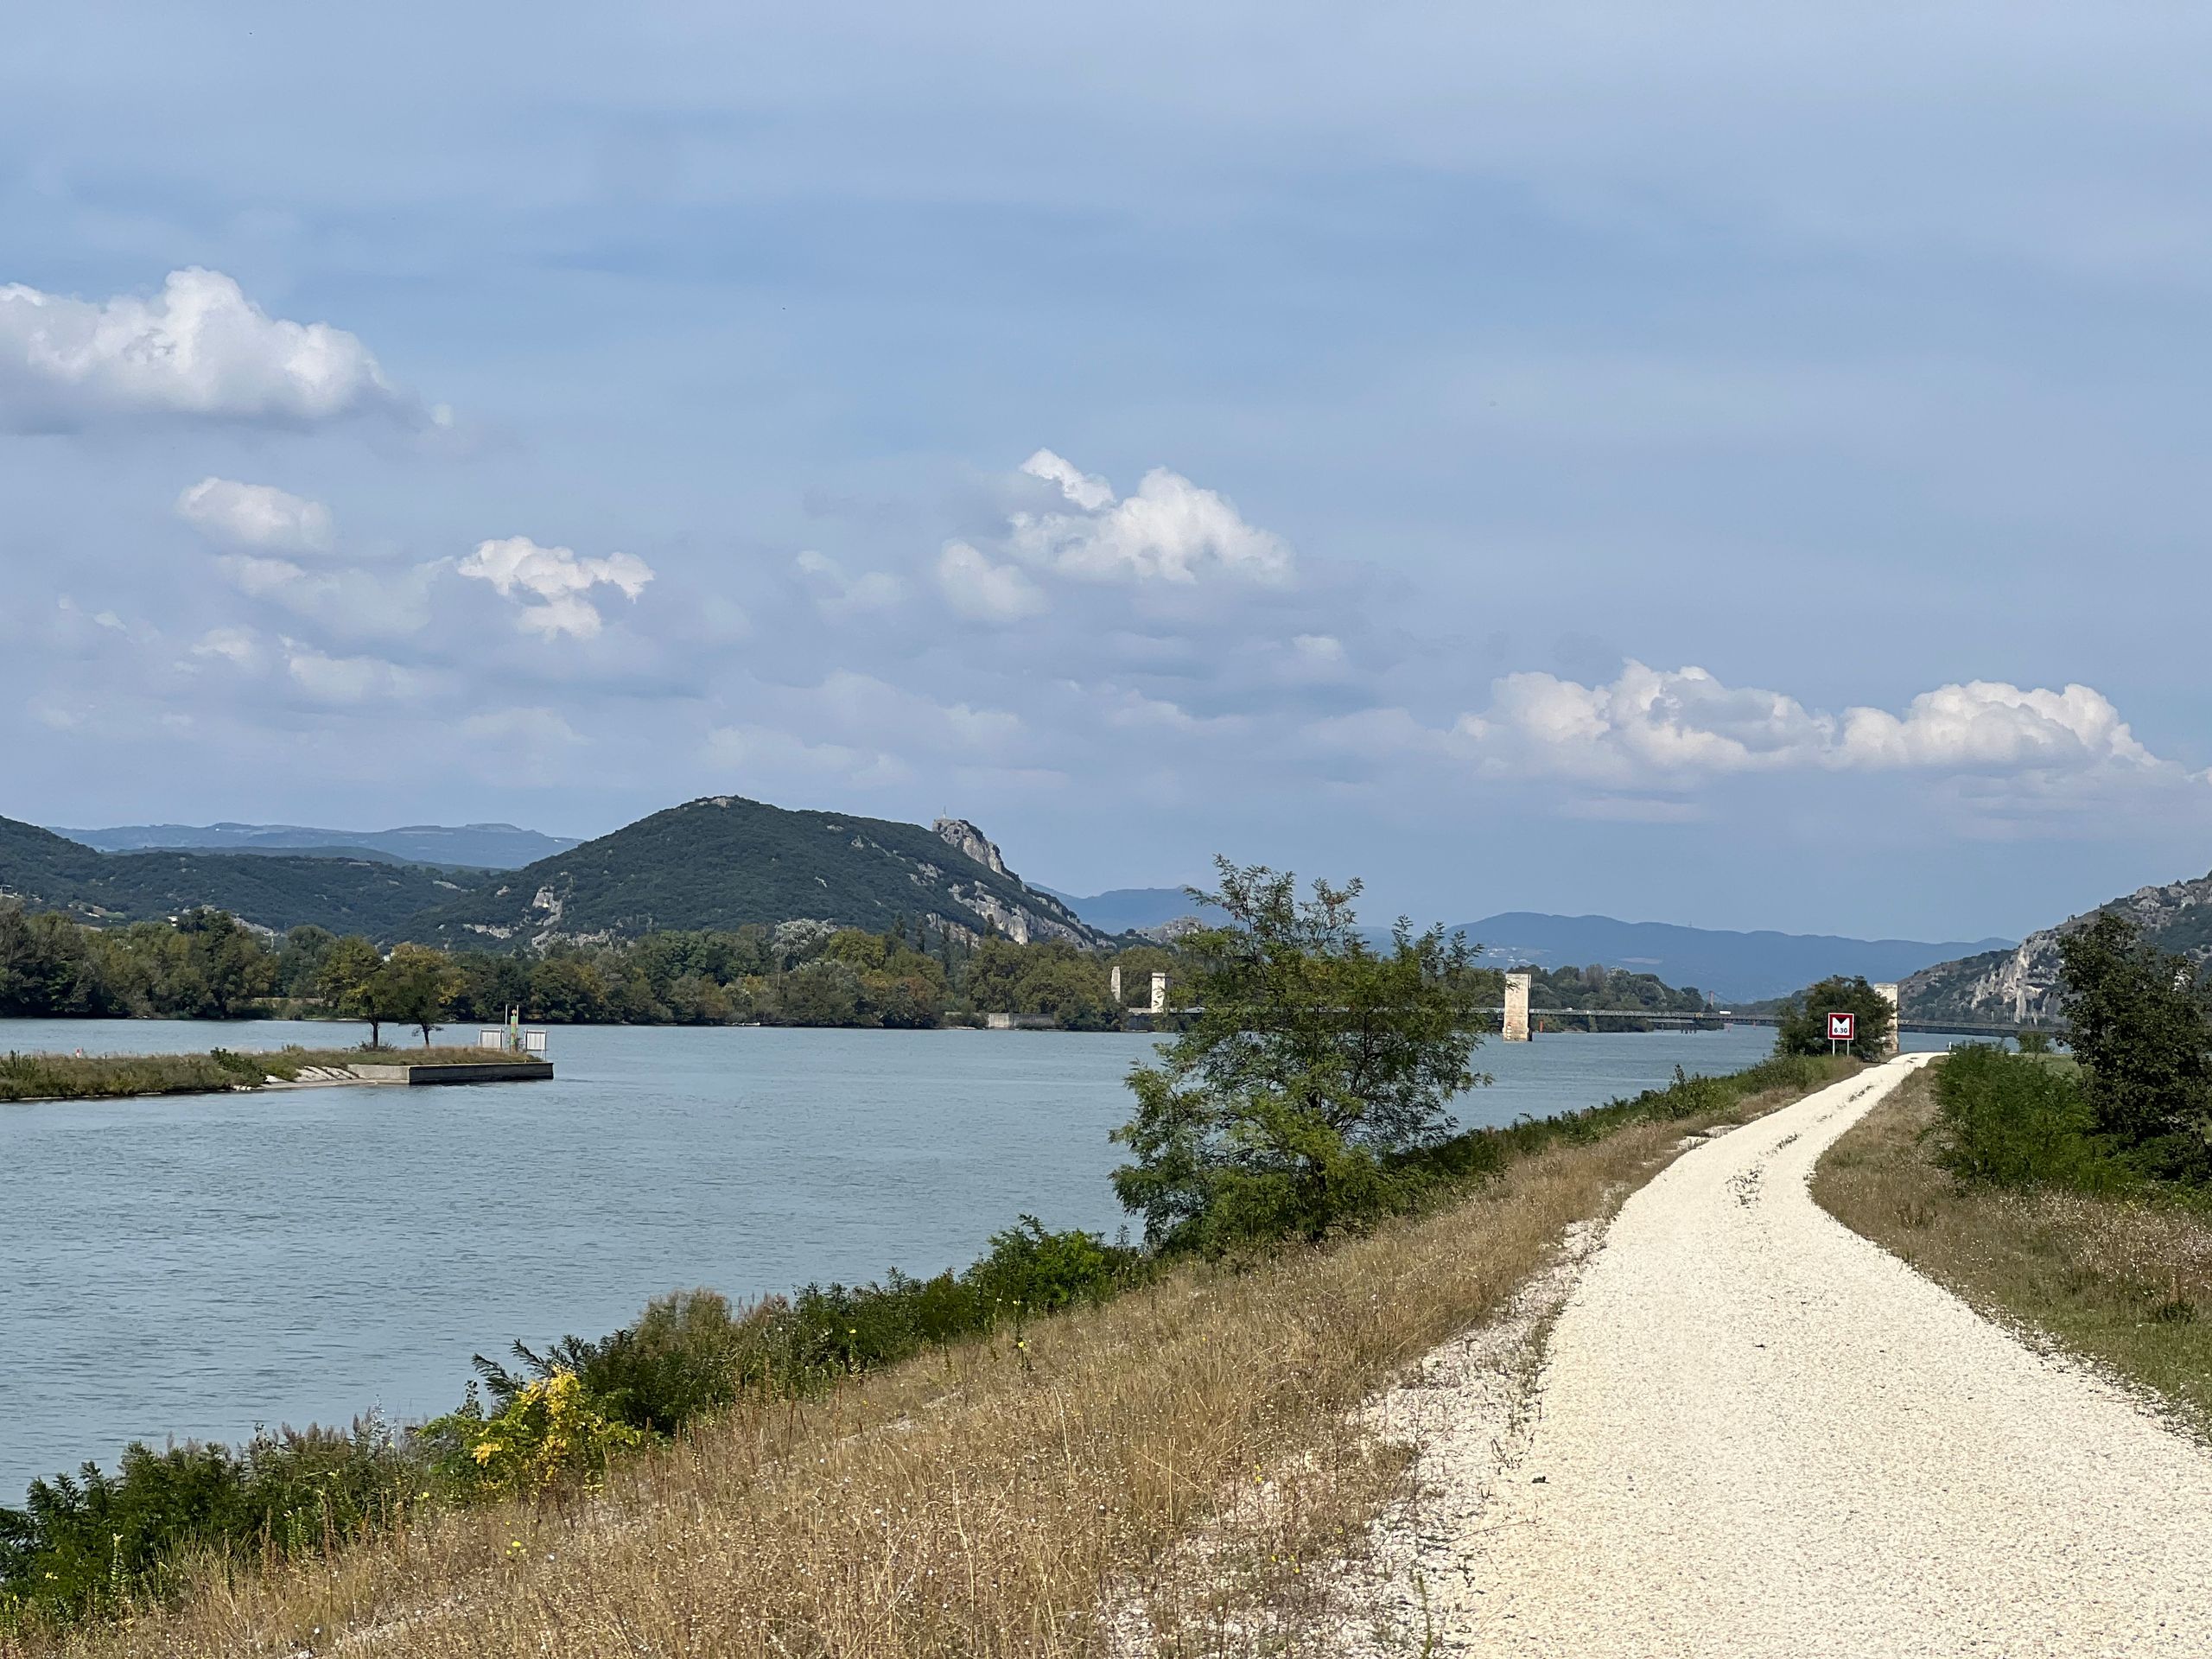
[{"left": 3, "top": 1018, "right": 1792, "bottom": 1496}]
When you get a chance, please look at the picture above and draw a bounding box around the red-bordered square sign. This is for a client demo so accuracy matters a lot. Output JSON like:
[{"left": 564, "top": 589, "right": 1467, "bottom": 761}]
[{"left": 1828, "top": 1012, "right": 1856, "bottom": 1042}]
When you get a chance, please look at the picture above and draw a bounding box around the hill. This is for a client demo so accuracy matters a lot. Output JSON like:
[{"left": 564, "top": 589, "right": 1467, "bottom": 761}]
[
  {"left": 0, "top": 815, "right": 464, "bottom": 936},
  {"left": 54, "top": 821, "right": 576, "bottom": 870},
  {"left": 404, "top": 798, "right": 1107, "bottom": 949},
  {"left": 1446, "top": 912, "right": 2012, "bottom": 1004},
  {"left": 1903, "top": 866, "right": 2212, "bottom": 1027}
]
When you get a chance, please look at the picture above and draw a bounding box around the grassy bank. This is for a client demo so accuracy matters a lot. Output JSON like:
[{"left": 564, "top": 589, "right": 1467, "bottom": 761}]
[
  {"left": 1, "top": 1053, "right": 1845, "bottom": 1657},
  {"left": 0, "top": 1047, "right": 517, "bottom": 1103},
  {"left": 1813, "top": 1064, "right": 2212, "bottom": 1431}
]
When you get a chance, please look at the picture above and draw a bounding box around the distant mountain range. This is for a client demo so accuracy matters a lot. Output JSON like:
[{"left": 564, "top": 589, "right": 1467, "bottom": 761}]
[
  {"left": 0, "top": 817, "right": 469, "bottom": 935},
  {"left": 1037, "top": 885, "right": 1223, "bottom": 936},
  {"left": 4, "top": 801, "right": 1102, "bottom": 949},
  {"left": 1440, "top": 913, "right": 2012, "bottom": 1004},
  {"left": 55, "top": 822, "right": 578, "bottom": 870},
  {"left": 1904, "top": 865, "right": 2212, "bottom": 1027},
  {"left": 1038, "top": 889, "right": 2005, "bottom": 1001}
]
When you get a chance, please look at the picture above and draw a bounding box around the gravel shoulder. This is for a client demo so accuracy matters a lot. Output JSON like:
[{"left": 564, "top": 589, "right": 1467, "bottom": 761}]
[{"left": 1347, "top": 1053, "right": 2212, "bottom": 1656}]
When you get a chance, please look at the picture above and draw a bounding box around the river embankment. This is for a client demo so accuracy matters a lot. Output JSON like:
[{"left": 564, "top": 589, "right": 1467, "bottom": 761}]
[{"left": 0, "top": 1046, "right": 550, "bottom": 1103}]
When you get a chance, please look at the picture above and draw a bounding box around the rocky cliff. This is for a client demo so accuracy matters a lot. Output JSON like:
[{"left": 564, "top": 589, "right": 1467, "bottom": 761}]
[{"left": 1903, "top": 868, "right": 2212, "bottom": 1026}]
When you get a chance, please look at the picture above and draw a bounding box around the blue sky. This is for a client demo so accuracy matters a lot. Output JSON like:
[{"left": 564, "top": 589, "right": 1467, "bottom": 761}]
[{"left": 3, "top": 3, "right": 2209, "bottom": 939}]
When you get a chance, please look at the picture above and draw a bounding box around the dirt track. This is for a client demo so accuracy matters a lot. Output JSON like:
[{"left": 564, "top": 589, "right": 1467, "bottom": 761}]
[{"left": 1360, "top": 1053, "right": 2212, "bottom": 1656}]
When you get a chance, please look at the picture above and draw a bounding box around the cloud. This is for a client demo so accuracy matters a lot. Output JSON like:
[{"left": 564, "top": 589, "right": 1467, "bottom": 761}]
[
  {"left": 795, "top": 549, "right": 902, "bottom": 617},
  {"left": 176, "top": 477, "right": 335, "bottom": 554},
  {"left": 937, "top": 540, "right": 1048, "bottom": 622},
  {"left": 283, "top": 644, "right": 426, "bottom": 704},
  {"left": 218, "top": 554, "right": 434, "bottom": 639},
  {"left": 1008, "top": 448, "right": 1293, "bottom": 584},
  {"left": 459, "top": 536, "right": 654, "bottom": 639},
  {"left": 1452, "top": 661, "right": 2171, "bottom": 786},
  {"left": 0, "top": 269, "right": 423, "bottom": 429},
  {"left": 189, "top": 626, "right": 259, "bottom": 668}
]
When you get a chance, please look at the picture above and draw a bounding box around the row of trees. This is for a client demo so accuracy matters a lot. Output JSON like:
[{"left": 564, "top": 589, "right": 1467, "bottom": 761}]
[{"left": 0, "top": 900, "right": 1186, "bottom": 1036}]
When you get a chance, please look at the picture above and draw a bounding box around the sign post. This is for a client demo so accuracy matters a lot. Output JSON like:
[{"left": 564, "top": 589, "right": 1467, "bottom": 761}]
[{"left": 1828, "top": 1011, "right": 1856, "bottom": 1055}]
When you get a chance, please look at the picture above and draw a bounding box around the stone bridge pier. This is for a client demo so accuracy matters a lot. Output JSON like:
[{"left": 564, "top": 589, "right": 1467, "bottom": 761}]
[{"left": 1503, "top": 970, "right": 1533, "bottom": 1042}]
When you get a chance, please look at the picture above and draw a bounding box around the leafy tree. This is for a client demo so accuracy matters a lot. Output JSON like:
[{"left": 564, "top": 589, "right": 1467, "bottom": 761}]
[
  {"left": 315, "top": 935, "right": 388, "bottom": 1046},
  {"left": 1111, "top": 860, "right": 1488, "bottom": 1252},
  {"left": 174, "top": 908, "right": 276, "bottom": 1017},
  {"left": 2058, "top": 912, "right": 2212, "bottom": 1179},
  {"left": 1773, "top": 976, "right": 1894, "bottom": 1060},
  {"left": 380, "top": 944, "right": 460, "bottom": 1045}
]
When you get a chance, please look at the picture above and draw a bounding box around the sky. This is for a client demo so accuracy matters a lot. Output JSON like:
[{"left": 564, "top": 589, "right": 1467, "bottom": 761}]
[{"left": 3, "top": 2, "right": 2209, "bottom": 941}]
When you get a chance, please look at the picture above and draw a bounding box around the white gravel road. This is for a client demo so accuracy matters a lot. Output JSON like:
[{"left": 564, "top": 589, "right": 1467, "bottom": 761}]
[{"left": 1363, "top": 1053, "right": 2212, "bottom": 1656}]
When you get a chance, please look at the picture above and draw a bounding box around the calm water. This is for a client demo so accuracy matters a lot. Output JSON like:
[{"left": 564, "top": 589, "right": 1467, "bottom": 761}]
[{"left": 2, "top": 1017, "right": 1847, "bottom": 1497}]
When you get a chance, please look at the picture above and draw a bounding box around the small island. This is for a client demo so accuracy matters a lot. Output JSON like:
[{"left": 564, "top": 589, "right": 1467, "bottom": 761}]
[{"left": 0, "top": 1046, "right": 552, "bottom": 1103}]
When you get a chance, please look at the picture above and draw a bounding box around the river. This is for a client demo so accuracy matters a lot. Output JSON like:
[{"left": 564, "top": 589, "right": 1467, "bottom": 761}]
[{"left": 3, "top": 1017, "right": 1828, "bottom": 1497}]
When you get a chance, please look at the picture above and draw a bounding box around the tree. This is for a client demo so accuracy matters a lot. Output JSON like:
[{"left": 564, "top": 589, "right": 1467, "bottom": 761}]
[
  {"left": 379, "top": 945, "right": 459, "bottom": 1046},
  {"left": 315, "top": 936, "right": 387, "bottom": 1046},
  {"left": 1774, "top": 976, "right": 1894, "bottom": 1061},
  {"left": 1110, "top": 859, "right": 1488, "bottom": 1252},
  {"left": 2057, "top": 913, "right": 2212, "bottom": 1178},
  {"left": 174, "top": 909, "right": 276, "bottom": 1018}
]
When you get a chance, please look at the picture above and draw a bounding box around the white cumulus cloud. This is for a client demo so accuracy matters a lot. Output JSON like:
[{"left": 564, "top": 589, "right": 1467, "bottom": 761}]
[
  {"left": 176, "top": 477, "right": 334, "bottom": 554},
  {"left": 1452, "top": 661, "right": 2169, "bottom": 785},
  {"left": 0, "top": 269, "right": 421, "bottom": 429},
  {"left": 937, "top": 540, "right": 1049, "bottom": 622},
  {"left": 458, "top": 536, "right": 655, "bottom": 639},
  {"left": 1009, "top": 448, "right": 1293, "bottom": 584}
]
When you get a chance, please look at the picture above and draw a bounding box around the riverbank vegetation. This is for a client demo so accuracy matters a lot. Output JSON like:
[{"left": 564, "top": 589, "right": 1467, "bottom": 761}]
[
  {"left": 1, "top": 896, "right": 1711, "bottom": 1038},
  {"left": 0, "top": 859, "right": 1837, "bottom": 1648},
  {"left": 1815, "top": 912, "right": 2212, "bottom": 1429},
  {"left": 0, "top": 1049, "right": 1843, "bottom": 1653},
  {"left": 0, "top": 1046, "right": 506, "bottom": 1103}
]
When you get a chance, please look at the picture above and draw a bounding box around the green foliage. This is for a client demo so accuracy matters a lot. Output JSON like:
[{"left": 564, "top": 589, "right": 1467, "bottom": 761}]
[
  {"left": 420, "top": 1371, "right": 647, "bottom": 1501},
  {"left": 2059, "top": 912, "right": 2212, "bottom": 1180},
  {"left": 1111, "top": 859, "right": 1489, "bottom": 1253},
  {"left": 2015, "top": 1028, "right": 2054, "bottom": 1056},
  {"left": 1773, "top": 975, "right": 1896, "bottom": 1060},
  {"left": 0, "top": 814, "right": 455, "bottom": 937},
  {"left": 1929, "top": 1044, "right": 2120, "bottom": 1191},
  {"left": 1519, "top": 961, "right": 1711, "bottom": 1026},
  {"left": 0, "top": 1421, "right": 410, "bottom": 1625}
]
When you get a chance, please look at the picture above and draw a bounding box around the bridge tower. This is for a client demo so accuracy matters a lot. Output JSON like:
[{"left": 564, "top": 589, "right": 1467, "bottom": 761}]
[
  {"left": 1110, "top": 964, "right": 1122, "bottom": 1004},
  {"left": 1875, "top": 982, "right": 1901, "bottom": 1057},
  {"left": 1503, "top": 971, "right": 1533, "bottom": 1042},
  {"left": 1149, "top": 970, "right": 1168, "bottom": 1015}
]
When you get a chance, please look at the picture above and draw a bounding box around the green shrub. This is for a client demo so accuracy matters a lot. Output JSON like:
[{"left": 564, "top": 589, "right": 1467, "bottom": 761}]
[
  {"left": 420, "top": 1373, "right": 646, "bottom": 1501},
  {"left": 0, "top": 1421, "right": 410, "bottom": 1624},
  {"left": 1930, "top": 1044, "right": 2120, "bottom": 1191}
]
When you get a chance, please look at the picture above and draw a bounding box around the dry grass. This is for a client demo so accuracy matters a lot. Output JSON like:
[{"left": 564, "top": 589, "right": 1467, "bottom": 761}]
[
  {"left": 1814, "top": 1066, "right": 2212, "bottom": 1432},
  {"left": 9, "top": 1077, "right": 1822, "bottom": 1659}
]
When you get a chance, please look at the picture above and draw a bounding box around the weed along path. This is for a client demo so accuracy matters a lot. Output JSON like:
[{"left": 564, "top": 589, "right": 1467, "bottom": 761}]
[{"left": 1357, "top": 1054, "right": 2212, "bottom": 1656}]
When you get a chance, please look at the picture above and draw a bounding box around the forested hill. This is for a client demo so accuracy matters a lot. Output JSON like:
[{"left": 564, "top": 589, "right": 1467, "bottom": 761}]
[
  {"left": 400, "top": 797, "right": 1106, "bottom": 949},
  {"left": 0, "top": 814, "right": 463, "bottom": 935},
  {"left": 1904, "top": 866, "right": 2212, "bottom": 1027}
]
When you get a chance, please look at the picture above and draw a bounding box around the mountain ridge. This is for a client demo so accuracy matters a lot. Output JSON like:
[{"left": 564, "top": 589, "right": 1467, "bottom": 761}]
[{"left": 1903, "top": 867, "right": 2212, "bottom": 1026}]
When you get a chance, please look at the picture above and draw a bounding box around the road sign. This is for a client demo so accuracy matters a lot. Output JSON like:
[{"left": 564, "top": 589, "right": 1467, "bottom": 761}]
[{"left": 1828, "top": 1012, "right": 1856, "bottom": 1042}]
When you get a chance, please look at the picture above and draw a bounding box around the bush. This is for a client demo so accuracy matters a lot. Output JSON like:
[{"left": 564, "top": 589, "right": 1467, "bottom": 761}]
[
  {"left": 1931, "top": 1045, "right": 2120, "bottom": 1191},
  {"left": 1773, "top": 976, "right": 1895, "bottom": 1060},
  {"left": 0, "top": 1421, "right": 410, "bottom": 1624},
  {"left": 420, "top": 1372, "right": 646, "bottom": 1501}
]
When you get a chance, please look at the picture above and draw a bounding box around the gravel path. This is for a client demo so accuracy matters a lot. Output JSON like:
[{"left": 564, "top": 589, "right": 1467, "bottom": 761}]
[{"left": 1365, "top": 1054, "right": 2212, "bottom": 1656}]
